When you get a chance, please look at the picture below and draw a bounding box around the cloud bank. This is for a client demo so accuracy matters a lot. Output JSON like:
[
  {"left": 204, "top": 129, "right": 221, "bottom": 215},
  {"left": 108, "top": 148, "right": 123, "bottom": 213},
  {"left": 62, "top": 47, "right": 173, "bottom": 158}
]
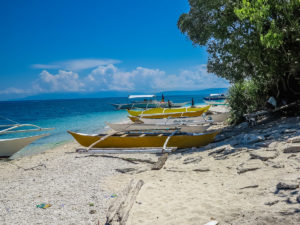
[
  {"left": 31, "top": 59, "right": 121, "bottom": 71},
  {"left": 1, "top": 59, "right": 229, "bottom": 98}
]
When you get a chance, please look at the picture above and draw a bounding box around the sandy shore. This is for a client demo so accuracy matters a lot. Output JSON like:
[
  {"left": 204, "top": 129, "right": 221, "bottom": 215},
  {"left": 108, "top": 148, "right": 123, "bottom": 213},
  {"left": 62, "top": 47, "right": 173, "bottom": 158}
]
[
  {"left": 1, "top": 114, "right": 300, "bottom": 224},
  {"left": 0, "top": 142, "right": 153, "bottom": 225}
]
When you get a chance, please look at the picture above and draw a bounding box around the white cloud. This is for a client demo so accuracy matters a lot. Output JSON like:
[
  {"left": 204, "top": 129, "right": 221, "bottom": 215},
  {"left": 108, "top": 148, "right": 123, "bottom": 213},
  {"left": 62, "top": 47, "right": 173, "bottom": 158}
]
[
  {"left": 1, "top": 63, "right": 229, "bottom": 98},
  {"left": 0, "top": 87, "right": 29, "bottom": 95},
  {"left": 86, "top": 64, "right": 229, "bottom": 92},
  {"left": 153, "top": 65, "right": 229, "bottom": 90},
  {"left": 34, "top": 70, "right": 85, "bottom": 92},
  {"left": 31, "top": 58, "right": 121, "bottom": 71}
]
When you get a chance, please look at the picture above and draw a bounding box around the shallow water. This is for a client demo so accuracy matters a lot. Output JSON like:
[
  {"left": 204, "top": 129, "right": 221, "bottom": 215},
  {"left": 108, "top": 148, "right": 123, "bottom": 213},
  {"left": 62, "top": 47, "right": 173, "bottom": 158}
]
[{"left": 0, "top": 90, "right": 226, "bottom": 157}]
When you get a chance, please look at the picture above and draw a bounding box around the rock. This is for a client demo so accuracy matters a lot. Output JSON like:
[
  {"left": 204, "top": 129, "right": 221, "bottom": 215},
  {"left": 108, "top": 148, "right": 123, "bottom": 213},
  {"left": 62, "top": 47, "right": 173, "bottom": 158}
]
[
  {"left": 115, "top": 168, "right": 137, "bottom": 173},
  {"left": 237, "top": 167, "right": 260, "bottom": 174},
  {"left": 237, "top": 161, "right": 262, "bottom": 174},
  {"left": 236, "top": 122, "right": 248, "bottom": 129},
  {"left": 266, "top": 161, "right": 285, "bottom": 168},
  {"left": 241, "top": 134, "right": 265, "bottom": 145},
  {"left": 282, "top": 129, "right": 296, "bottom": 134},
  {"left": 287, "top": 136, "right": 300, "bottom": 143},
  {"left": 208, "top": 145, "right": 228, "bottom": 156},
  {"left": 183, "top": 156, "right": 203, "bottom": 164},
  {"left": 89, "top": 209, "right": 96, "bottom": 214},
  {"left": 276, "top": 182, "right": 299, "bottom": 190},
  {"left": 254, "top": 142, "right": 270, "bottom": 147},
  {"left": 264, "top": 200, "right": 279, "bottom": 206},
  {"left": 249, "top": 151, "right": 278, "bottom": 161},
  {"left": 193, "top": 167, "right": 210, "bottom": 172},
  {"left": 283, "top": 145, "right": 300, "bottom": 153}
]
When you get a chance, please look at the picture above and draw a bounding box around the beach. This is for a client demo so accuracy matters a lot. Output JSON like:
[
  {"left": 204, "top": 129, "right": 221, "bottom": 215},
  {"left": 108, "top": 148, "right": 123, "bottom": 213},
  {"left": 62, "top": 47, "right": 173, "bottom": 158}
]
[{"left": 1, "top": 112, "right": 300, "bottom": 224}]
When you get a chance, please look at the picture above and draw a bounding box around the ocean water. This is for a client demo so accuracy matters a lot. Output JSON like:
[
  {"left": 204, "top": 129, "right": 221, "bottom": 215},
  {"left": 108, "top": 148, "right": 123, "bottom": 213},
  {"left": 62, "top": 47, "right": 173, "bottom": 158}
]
[{"left": 0, "top": 90, "right": 226, "bottom": 157}]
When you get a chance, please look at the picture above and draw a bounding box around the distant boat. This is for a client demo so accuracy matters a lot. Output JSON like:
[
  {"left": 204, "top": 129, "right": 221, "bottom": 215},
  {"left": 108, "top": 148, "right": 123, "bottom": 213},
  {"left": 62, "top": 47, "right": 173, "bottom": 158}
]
[
  {"left": 203, "top": 94, "right": 228, "bottom": 105},
  {"left": 68, "top": 130, "right": 219, "bottom": 150},
  {"left": 0, "top": 123, "right": 54, "bottom": 157},
  {"left": 112, "top": 95, "right": 188, "bottom": 109}
]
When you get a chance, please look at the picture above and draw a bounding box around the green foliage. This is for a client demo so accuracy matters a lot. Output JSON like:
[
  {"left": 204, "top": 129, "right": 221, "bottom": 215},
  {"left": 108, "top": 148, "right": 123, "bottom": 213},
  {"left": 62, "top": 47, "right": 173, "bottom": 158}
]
[
  {"left": 178, "top": 0, "right": 300, "bottom": 122},
  {"left": 228, "top": 80, "right": 268, "bottom": 123}
]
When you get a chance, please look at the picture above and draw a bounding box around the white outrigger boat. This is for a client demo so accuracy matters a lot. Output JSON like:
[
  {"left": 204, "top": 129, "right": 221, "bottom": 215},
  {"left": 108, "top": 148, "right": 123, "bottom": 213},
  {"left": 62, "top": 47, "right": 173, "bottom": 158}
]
[
  {"left": 0, "top": 123, "right": 54, "bottom": 158},
  {"left": 128, "top": 112, "right": 229, "bottom": 125}
]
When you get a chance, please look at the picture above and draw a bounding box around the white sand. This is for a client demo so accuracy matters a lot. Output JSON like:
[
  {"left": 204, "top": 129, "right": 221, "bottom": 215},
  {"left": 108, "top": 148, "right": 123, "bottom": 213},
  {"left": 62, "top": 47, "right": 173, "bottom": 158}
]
[
  {"left": 0, "top": 142, "right": 151, "bottom": 225},
  {"left": 1, "top": 115, "right": 300, "bottom": 225}
]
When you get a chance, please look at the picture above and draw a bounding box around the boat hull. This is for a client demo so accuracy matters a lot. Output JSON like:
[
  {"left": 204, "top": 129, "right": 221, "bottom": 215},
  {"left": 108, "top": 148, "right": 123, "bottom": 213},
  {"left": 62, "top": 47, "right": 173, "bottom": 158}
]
[
  {"left": 0, "top": 134, "right": 48, "bottom": 157},
  {"left": 68, "top": 131, "right": 219, "bottom": 149},
  {"left": 128, "top": 105, "right": 210, "bottom": 117},
  {"left": 129, "top": 112, "right": 229, "bottom": 125},
  {"left": 128, "top": 116, "right": 207, "bottom": 125}
]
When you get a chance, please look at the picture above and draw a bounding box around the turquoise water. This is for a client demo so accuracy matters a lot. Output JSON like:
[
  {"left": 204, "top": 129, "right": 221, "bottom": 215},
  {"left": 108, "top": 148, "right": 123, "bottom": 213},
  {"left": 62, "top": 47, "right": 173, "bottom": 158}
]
[{"left": 0, "top": 89, "right": 227, "bottom": 157}]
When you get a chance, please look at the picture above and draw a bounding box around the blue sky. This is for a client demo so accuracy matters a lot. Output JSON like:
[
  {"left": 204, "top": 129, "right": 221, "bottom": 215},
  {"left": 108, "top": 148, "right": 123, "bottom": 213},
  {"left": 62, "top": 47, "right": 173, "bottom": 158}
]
[{"left": 0, "top": 0, "right": 229, "bottom": 100}]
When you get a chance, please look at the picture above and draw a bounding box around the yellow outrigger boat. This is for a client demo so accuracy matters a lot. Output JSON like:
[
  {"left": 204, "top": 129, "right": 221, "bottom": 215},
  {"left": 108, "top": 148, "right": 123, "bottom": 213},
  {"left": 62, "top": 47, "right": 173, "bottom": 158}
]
[
  {"left": 128, "top": 105, "right": 210, "bottom": 117},
  {"left": 68, "top": 130, "right": 219, "bottom": 149}
]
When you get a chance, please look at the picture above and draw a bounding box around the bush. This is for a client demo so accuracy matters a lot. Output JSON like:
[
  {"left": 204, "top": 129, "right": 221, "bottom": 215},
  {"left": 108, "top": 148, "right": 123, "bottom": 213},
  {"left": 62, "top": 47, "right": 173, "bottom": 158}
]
[{"left": 228, "top": 79, "right": 268, "bottom": 124}]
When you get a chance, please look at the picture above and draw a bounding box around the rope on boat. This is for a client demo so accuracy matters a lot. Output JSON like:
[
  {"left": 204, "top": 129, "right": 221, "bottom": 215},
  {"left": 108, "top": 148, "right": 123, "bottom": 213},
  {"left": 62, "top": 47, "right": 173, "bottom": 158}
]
[{"left": 0, "top": 115, "right": 19, "bottom": 125}]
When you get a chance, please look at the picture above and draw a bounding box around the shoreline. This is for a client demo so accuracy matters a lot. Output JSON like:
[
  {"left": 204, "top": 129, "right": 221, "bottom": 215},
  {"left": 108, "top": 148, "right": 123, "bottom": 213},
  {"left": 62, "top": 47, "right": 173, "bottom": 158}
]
[{"left": 1, "top": 110, "right": 300, "bottom": 224}]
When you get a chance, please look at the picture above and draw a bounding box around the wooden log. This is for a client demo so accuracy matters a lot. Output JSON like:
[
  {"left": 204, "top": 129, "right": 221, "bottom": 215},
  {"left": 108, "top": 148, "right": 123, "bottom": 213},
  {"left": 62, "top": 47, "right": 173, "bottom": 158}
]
[
  {"left": 106, "top": 179, "right": 144, "bottom": 225},
  {"left": 151, "top": 153, "right": 168, "bottom": 170}
]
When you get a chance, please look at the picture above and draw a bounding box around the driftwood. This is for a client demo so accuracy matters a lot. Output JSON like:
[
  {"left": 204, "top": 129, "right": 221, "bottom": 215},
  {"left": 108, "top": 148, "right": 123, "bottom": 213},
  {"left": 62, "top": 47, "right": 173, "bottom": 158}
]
[
  {"left": 151, "top": 153, "right": 168, "bottom": 170},
  {"left": 77, "top": 154, "right": 156, "bottom": 164},
  {"left": 240, "top": 185, "right": 259, "bottom": 189},
  {"left": 106, "top": 179, "right": 144, "bottom": 225}
]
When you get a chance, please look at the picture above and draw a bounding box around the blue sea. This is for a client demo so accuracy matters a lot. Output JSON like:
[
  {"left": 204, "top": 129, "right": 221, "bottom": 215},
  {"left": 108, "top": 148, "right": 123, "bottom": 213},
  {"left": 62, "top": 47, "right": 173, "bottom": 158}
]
[{"left": 0, "top": 89, "right": 227, "bottom": 157}]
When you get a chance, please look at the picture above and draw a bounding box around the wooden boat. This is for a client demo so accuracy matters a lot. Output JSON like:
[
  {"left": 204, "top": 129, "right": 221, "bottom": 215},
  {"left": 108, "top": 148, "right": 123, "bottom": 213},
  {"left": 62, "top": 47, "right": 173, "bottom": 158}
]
[
  {"left": 106, "top": 122, "right": 210, "bottom": 133},
  {"left": 0, "top": 134, "right": 49, "bottom": 157},
  {"left": 68, "top": 130, "right": 219, "bottom": 149},
  {"left": 112, "top": 95, "right": 188, "bottom": 109},
  {"left": 127, "top": 105, "right": 210, "bottom": 117},
  {"left": 128, "top": 112, "right": 229, "bottom": 125},
  {"left": 0, "top": 123, "right": 54, "bottom": 157}
]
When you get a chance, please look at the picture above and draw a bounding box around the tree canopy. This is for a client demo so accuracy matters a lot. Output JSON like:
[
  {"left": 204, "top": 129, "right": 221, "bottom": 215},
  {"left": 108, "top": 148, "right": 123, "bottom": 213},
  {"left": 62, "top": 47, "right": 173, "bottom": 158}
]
[{"left": 178, "top": 0, "right": 300, "bottom": 121}]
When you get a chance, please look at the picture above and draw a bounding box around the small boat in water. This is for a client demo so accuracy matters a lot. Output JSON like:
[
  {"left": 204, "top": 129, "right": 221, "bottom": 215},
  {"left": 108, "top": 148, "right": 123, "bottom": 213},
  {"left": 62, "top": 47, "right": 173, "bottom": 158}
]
[
  {"left": 112, "top": 95, "right": 188, "bottom": 110},
  {"left": 106, "top": 122, "right": 210, "bottom": 133},
  {"left": 68, "top": 130, "right": 219, "bottom": 150},
  {"left": 0, "top": 123, "right": 54, "bottom": 157},
  {"left": 203, "top": 94, "right": 228, "bottom": 105}
]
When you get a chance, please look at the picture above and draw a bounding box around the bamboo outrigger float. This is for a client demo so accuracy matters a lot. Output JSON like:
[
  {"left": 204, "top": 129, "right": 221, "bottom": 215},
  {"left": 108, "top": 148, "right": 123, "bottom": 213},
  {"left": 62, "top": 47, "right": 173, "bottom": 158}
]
[{"left": 68, "top": 130, "right": 219, "bottom": 153}]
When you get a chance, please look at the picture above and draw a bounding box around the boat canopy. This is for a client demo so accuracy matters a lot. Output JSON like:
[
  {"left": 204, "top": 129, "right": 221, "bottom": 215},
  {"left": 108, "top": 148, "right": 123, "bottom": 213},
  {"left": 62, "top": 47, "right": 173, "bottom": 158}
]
[
  {"left": 128, "top": 95, "right": 156, "bottom": 99},
  {"left": 210, "top": 93, "right": 225, "bottom": 97}
]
